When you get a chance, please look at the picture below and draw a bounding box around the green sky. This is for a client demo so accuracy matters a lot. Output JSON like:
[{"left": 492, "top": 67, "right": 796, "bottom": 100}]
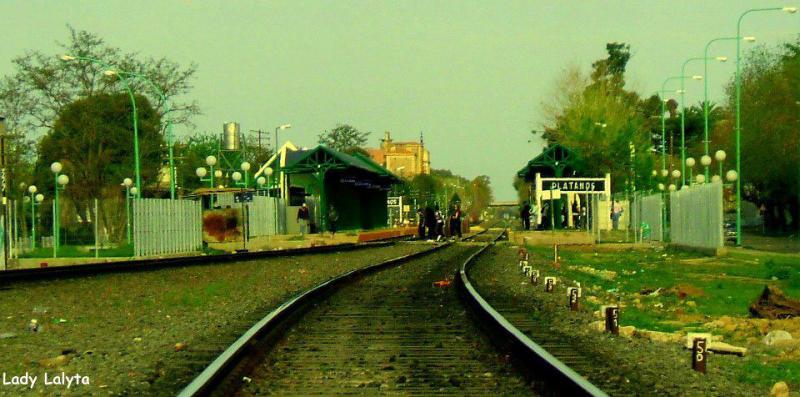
[{"left": 1, "top": 0, "right": 797, "bottom": 199}]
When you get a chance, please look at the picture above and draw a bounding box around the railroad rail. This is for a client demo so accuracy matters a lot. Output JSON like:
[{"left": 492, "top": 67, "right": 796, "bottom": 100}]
[
  {"left": 0, "top": 239, "right": 399, "bottom": 283},
  {"left": 456, "top": 231, "right": 608, "bottom": 396},
  {"left": 179, "top": 227, "right": 609, "bottom": 396}
]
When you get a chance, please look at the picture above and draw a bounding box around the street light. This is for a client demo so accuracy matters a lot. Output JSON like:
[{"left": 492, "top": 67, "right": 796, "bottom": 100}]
[
  {"left": 686, "top": 157, "right": 696, "bottom": 183},
  {"left": 122, "top": 178, "right": 134, "bottom": 244},
  {"left": 60, "top": 55, "right": 142, "bottom": 198},
  {"left": 734, "top": 6, "right": 797, "bottom": 246},
  {"left": 696, "top": 174, "right": 706, "bottom": 184},
  {"left": 659, "top": 77, "right": 685, "bottom": 171},
  {"left": 679, "top": 56, "right": 718, "bottom": 186},
  {"left": 51, "top": 161, "right": 69, "bottom": 258},
  {"left": 27, "top": 185, "right": 41, "bottom": 249},
  {"left": 715, "top": 150, "right": 727, "bottom": 180},
  {"left": 274, "top": 124, "right": 291, "bottom": 158},
  {"left": 107, "top": 69, "right": 178, "bottom": 199},
  {"left": 703, "top": 37, "right": 739, "bottom": 179},
  {"left": 241, "top": 162, "right": 251, "bottom": 187},
  {"left": 263, "top": 166, "right": 277, "bottom": 234}
]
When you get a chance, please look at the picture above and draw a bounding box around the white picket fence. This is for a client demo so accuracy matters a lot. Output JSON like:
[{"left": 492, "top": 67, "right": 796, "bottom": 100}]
[
  {"left": 249, "top": 196, "right": 285, "bottom": 236},
  {"left": 133, "top": 198, "right": 203, "bottom": 257},
  {"left": 631, "top": 193, "right": 664, "bottom": 241},
  {"left": 669, "top": 182, "right": 724, "bottom": 249}
]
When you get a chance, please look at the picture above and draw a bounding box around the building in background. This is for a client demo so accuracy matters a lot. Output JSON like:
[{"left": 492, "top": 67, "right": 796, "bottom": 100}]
[{"left": 366, "top": 132, "right": 430, "bottom": 178}]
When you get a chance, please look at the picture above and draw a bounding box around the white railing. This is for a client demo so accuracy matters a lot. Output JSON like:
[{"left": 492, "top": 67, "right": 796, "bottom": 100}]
[{"left": 669, "top": 182, "right": 724, "bottom": 249}]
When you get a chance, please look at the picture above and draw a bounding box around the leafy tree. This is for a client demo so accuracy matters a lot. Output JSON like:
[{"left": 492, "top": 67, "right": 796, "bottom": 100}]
[
  {"left": 318, "top": 123, "right": 370, "bottom": 154},
  {"left": 724, "top": 40, "right": 800, "bottom": 231},
  {"left": 466, "top": 175, "right": 493, "bottom": 222},
  {"left": 0, "top": 26, "right": 201, "bottom": 208},
  {"left": 409, "top": 174, "right": 440, "bottom": 207},
  {"left": 35, "top": 93, "right": 162, "bottom": 239}
]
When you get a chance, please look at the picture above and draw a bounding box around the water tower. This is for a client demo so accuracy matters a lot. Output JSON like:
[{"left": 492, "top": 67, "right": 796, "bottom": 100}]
[{"left": 218, "top": 122, "right": 247, "bottom": 178}]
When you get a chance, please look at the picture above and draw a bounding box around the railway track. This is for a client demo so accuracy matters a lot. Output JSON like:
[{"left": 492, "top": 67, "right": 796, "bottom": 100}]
[
  {"left": 180, "top": 228, "right": 610, "bottom": 396},
  {"left": 0, "top": 240, "right": 396, "bottom": 283},
  {"left": 464, "top": 244, "right": 642, "bottom": 396}
]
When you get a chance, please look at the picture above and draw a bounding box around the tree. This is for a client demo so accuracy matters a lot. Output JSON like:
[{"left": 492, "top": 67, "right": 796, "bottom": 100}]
[
  {"left": 466, "top": 176, "right": 493, "bottom": 222},
  {"left": 536, "top": 43, "right": 658, "bottom": 193},
  {"left": 0, "top": 26, "right": 201, "bottom": 205},
  {"left": 724, "top": 40, "right": 800, "bottom": 231},
  {"left": 318, "top": 123, "right": 370, "bottom": 154},
  {"left": 35, "top": 93, "right": 162, "bottom": 240},
  {"left": 174, "top": 132, "right": 221, "bottom": 192}
]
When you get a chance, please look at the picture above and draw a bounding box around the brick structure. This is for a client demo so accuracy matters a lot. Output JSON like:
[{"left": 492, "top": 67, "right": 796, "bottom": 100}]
[{"left": 366, "top": 132, "right": 430, "bottom": 179}]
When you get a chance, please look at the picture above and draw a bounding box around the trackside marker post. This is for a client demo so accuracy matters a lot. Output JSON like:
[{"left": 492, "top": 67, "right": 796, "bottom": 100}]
[
  {"left": 692, "top": 338, "right": 707, "bottom": 373},
  {"left": 605, "top": 306, "right": 619, "bottom": 334},
  {"left": 544, "top": 277, "right": 556, "bottom": 292},
  {"left": 530, "top": 269, "right": 539, "bottom": 285},
  {"left": 568, "top": 287, "right": 581, "bottom": 311}
]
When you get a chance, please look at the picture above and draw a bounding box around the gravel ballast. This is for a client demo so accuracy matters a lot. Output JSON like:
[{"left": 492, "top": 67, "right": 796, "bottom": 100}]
[{"left": 0, "top": 243, "right": 430, "bottom": 396}]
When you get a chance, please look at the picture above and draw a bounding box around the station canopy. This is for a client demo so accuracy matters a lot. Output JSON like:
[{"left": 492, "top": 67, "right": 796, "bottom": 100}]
[
  {"left": 280, "top": 146, "right": 401, "bottom": 188},
  {"left": 516, "top": 143, "right": 587, "bottom": 180}
]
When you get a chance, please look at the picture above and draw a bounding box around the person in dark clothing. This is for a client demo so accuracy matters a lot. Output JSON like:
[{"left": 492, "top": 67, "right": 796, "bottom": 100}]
[
  {"left": 434, "top": 206, "right": 445, "bottom": 241},
  {"left": 450, "top": 204, "right": 463, "bottom": 239},
  {"left": 328, "top": 205, "right": 339, "bottom": 237},
  {"left": 521, "top": 201, "right": 532, "bottom": 230},
  {"left": 425, "top": 206, "right": 436, "bottom": 240},
  {"left": 416, "top": 207, "right": 426, "bottom": 239},
  {"left": 572, "top": 200, "right": 579, "bottom": 228},
  {"left": 297, "top": 203, "right": 310, "bottom": 236}
]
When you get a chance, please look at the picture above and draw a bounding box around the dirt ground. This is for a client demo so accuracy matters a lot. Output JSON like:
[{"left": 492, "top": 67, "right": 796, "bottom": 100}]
[{"left": 0, "top": 243, "right": 430, "bottom": 396}]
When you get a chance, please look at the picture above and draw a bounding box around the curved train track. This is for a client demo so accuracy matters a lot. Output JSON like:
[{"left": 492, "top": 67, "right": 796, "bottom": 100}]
[{"left": 180, "top": 229, "right": 609, "bottom": 396}]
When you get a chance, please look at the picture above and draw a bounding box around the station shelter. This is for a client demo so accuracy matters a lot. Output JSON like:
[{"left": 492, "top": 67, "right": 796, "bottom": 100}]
[
  {"left": 254, "top": 142, "right": 401, "bottom": 234},
  {"left": 516, "top": 144, "right": 613, "bottom": 229}
]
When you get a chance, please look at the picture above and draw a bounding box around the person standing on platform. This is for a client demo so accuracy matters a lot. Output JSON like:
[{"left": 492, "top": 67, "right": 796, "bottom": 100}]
[
  {"left": 297, "top": 203, "right": 310, "bottom": 237},
  {"left": 417, "top": 207, "right": 426, "bottom": 240},
  {"left": 425, "top": 205, "right": 436, "bottom": 240},
  {"left": 328, "top": 204, "right": 339, "bottom": 238},
  {"left": 450, "top": 204, "right": 463, "bottom": 240},
  {"left": 434, "top": 206, "right": 444, "bottom": 241},
  {"left": 521, "top": 201, "right": 532, "bottom": 230}
]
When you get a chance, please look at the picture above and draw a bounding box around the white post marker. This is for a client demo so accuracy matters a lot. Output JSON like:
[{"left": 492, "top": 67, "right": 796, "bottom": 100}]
[{"left": 544, "top": 276, "right": 557, "bottom": 292}]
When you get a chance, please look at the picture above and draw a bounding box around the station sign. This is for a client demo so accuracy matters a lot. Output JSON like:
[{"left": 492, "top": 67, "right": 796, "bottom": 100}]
[
  {"left": 544, "top": 179, "right": 605, "bottom": 192},
  {"left": 387, "top": 196, "right": 401, "bottom": 207}
]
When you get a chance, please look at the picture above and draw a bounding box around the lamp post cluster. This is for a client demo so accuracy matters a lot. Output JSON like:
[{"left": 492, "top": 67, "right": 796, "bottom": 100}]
[{"left": 656, "top": 6, "right": 797, "bottom": 246}]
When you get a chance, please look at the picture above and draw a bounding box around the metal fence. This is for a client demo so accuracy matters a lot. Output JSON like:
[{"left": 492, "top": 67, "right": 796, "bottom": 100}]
[
  {"left": 133, "top": 198, "right": 203, "bottom": 257},
  {"left": 669, "top": 182, "right": 724, "bottom": 249},
  {"left": 631, "top": 192, "right": 664, "bottom": 242},
  {"left": 249, "top": 196, "right": 285, "bottom": 236}
]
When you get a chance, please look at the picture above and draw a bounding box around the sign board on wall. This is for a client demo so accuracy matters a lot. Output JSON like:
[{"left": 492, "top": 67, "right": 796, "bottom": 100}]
[{"left": 543, "top": 179, "right": 606, "bottom": 192}]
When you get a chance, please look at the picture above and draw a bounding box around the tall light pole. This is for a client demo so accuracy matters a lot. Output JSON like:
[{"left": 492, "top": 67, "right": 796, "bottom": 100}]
[
  {"left": 734, "top": 6, "right": 797, "bottom": 246},
  {"left": 60, "top": 55, "right": 142, "bottom": 198},
  {"left": 51, "top": 162, "right": 69, "bottom": 258},
  {"left": 27, "top": 185, "right": 41, "bottom": 249},
  {"left": 659, "top": 77, "right": 683, "bottom": 172},
  {"left": 678, "top": 57, "right": 705, "bottom": 187},
  {"left": 122, "top": 178, "right": 134, "bottom": 245},
  {"left": 107, "top": 69, "right": 177, "bottom": 200},
  {"left": 274, "top": 124, "right": 291, "bottom": 159},
  {"left": 703, "top": 37, "right": 737, "bottom": 179}
]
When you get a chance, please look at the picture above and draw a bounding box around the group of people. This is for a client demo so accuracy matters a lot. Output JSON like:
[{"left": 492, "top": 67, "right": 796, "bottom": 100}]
[
  {"left": 296, "top": 202, "right": 339, "bottom": 237},
  {"left": 416, "top": 204, "right": 463, "bottom": 241},
  {"left": 520, "top": 200, "right": 590, "bottom": 230}
]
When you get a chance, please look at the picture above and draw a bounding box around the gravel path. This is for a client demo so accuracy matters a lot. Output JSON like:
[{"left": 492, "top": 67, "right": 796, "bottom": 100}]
[
  {"left": 469, "top": 244, "right": 764, "bottom": 397},
  {"left": 0, "top": 243, "right": 429, "bottom": 396}
]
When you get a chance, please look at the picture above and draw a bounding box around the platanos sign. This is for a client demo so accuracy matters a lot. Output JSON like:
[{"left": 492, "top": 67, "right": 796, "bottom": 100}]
[{"left": 543, "top": 179, "right": 605, "bottom": 192}]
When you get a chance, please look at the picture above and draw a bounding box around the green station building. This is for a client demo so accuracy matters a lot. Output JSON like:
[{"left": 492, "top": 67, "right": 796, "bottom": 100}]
[{"left": 255, "top": 142, "right": 401, "bottom": 233}]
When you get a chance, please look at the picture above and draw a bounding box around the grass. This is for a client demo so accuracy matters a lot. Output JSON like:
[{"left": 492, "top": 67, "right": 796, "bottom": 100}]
[{"left": 526, "top": 244, "right": 800, "bottom": 332}]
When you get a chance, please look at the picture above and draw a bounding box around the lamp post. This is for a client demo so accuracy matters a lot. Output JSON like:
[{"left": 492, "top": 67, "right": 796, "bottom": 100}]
[
  {"left": 27, "top": 185, "right": 41, "bottom": 249},
  {"left": 51, "top": 162, "right": 69, "bottom": 258},
  {"left": 678, "top": 58, "right": 706, "bottom": 187},
  {"left": 660, "top": 77, "right": 683, "bottom": 171},
  {"left": 107, "top": 69, "right": 177, "bottom": 200},
  {"left": 685, "top": 157, "right": 696, "bottom": 184},
  {"left": 715, "top": 150, "right": 727, "bottom": 182},
  {"left": 703, "top": 37, "right": 737, "bottom": 179},
  {"left": 195, "top": 155, "right": 218, "bottom": 188},
  {"left": 734, "top": 6, "right": 797, "bottom": 245},
  {"left": 263, "top": 167, "right": 277, "bottom": 234},
  {"left": 274, "top": 124, "right": 291, "bottom": 158},
  {"left": 240, "top": 162, "right": 251, "bottom": 188},
  {"left": 60, "top": 55, "right": 142, "bottom": 198},
  {"left": 122, "top": 178, "right": 133, "bottom": 245},
  {"left": 232, "top": 171, "right": 247, "bottom": 252}
]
